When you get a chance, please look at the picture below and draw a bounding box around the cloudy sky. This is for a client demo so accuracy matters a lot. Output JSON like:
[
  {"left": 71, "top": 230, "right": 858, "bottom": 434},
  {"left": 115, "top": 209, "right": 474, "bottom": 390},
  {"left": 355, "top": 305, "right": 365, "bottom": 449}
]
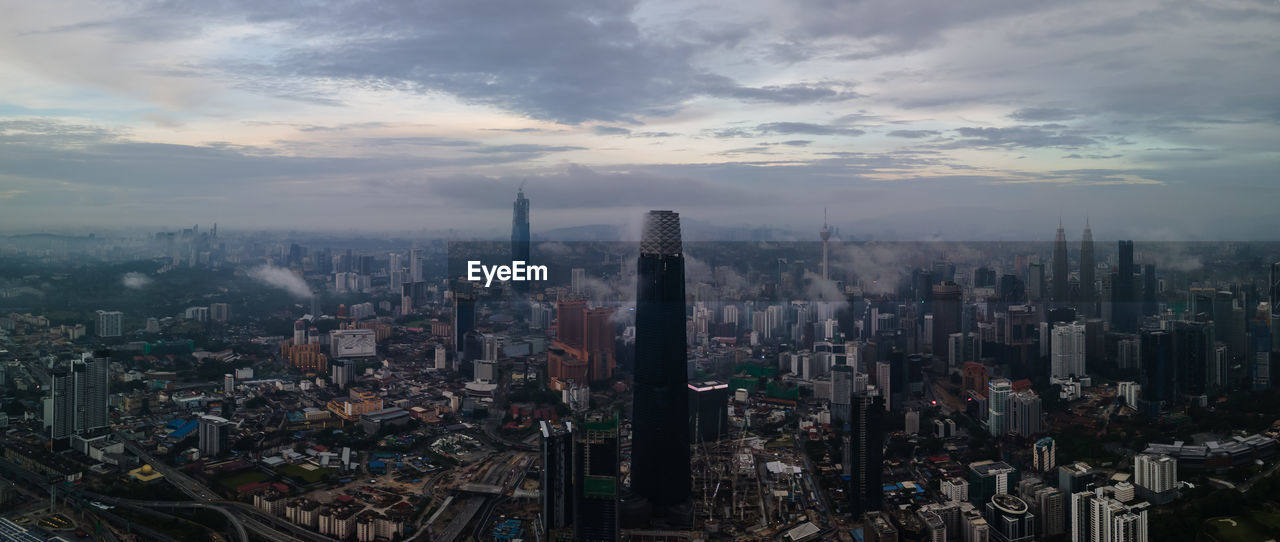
[{"left": 1, "top": 0, "right": 1277, "bottom": 239}]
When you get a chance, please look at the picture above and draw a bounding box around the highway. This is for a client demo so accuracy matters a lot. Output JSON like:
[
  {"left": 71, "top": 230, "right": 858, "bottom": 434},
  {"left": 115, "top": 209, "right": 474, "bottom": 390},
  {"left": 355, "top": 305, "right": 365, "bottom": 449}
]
[
  {"left": 117, "top": 433, "right": 340, "bottom": 542},
  {"left": 82, "top": 493, "right": 249, "bottom": 542}
]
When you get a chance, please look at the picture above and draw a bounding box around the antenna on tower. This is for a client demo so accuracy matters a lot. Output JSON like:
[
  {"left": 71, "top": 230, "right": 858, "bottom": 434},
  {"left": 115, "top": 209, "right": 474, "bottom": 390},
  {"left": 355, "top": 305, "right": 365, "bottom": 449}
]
[{"left": 518, "top": 177, "right": 527, "bottom": 192}]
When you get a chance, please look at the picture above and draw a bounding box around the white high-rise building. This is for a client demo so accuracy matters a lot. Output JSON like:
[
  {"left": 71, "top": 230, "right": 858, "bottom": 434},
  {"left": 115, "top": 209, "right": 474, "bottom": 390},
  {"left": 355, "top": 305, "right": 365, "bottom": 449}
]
[
  {"left": 722, "top": 305, "right": 739, "bottom": 326},
  {"left": 1117, "top": 382, "right": 1141, "bottom": 408},
  {"left": 1134, "top": 454, "right": 1177, "bottom": 494},
  {"left": 224, "top": 373, "right": 235, "bottom": 395},
  {"left": 1052, "top": 322, "right": 1087, "bottom": 379},
  {"left": 409, "top": 247, "right": 425, "bottom": 283},
  {"left": 96, "top": 310, "right": 123, "bottom": 337},
  {"left": 434, "top": 344, "right": 448, "bottom": 370},
  {"left": 988, "top": 379, "right": 1012, "bottom": 436}
]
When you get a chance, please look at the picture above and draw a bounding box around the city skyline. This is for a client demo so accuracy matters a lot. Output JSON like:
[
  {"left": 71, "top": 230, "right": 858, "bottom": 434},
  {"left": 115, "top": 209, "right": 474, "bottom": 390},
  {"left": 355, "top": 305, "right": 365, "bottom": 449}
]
[{"left": 1, "top": 1, "right": 1278, "bottom": 238}]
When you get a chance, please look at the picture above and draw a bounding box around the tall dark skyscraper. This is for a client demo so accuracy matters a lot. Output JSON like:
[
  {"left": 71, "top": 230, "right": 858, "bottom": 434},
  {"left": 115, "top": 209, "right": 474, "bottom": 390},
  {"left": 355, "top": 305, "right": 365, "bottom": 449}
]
[
  {"left": 931, "top": 281, "right": 962, "bottom": 356},
  {"left": 1139, "top": 330, "right": 1174, "bottom": 415},
  {"left": 846, "top": 392, "right": 885, "bottom": 517},
  {"left": 540, "top": 421, "right": 574, "bottom": 540},
  {"left": 631, "top": 210, "right": 692, "bottom": 510},
  {"left": 1173, "top": 320, "right": 1214, "bottom": 396},
  {"left": 1079, "top": 220, "right": 1096, "bottom": 317},
  {"left": 1113, "top": 240, "right": 1137, "bottom": 333},
  {"left": 512, "top": 187, "right": 531, "bottom": 294},
  {"left": 1052, "top": 220, "right": 1069, "bottom": 304}
]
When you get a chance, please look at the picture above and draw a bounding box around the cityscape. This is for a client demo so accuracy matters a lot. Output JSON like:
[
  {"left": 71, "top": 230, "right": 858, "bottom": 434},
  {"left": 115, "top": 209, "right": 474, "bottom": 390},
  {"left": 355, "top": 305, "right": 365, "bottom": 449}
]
[
  {"left": 2, "top": 2, "right": 1280, "bottom": 542},
  {"left": 2, "top": 197, "right": 1279, "bottom": 542}
]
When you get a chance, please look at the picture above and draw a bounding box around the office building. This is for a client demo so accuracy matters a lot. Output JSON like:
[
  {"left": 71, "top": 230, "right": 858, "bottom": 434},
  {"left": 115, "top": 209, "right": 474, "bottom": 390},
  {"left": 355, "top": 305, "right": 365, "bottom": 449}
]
[
  {"left": 988, "top": 379, "right": 1012, "bottom": 436},
  {"left": 1113, "top": 241, "right": 1138, "bottom": 333},
  {"left": 540, "top": 421, "right": 574, "bottom": 541},
  {"left": 1138, "top": 331, "right": 1174, "bottom": 414},
  {"left": 970, "top": 461, "right": 1019, "bottom": 508},
  {"left": 984, "top": 494, "right": 1036, "bottom": 542},
  {"left": 631, "top": 210, "right": 691, "bottom": 510},
  {"left": 831, "top": 364, "right": 853, "bottom": 423},
  {"left": 48, "top": 368, "right": 74, "bottom": 448},
  {"left": 199, "top": 415, "right": 231, "bottom": 457},
  {"left": 1034, "top": 437, "right": 1057, "bottom": 473},
  {"left": 849, "top": 393, "right": 885, "bottom": 516},
  {"left": 1059, "top": 462, "right": 1093, "bottom": 495},
  {"left": 1008, "top": 391, "right": 1042, "bottom": 437},
  {"left": 933, "top": 282, "right": 963, "bottom": 355}
]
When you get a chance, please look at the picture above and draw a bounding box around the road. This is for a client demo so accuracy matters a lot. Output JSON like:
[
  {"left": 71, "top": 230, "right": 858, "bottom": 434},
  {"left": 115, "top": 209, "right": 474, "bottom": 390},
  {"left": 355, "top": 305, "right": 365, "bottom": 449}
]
[
  {"left": 83, "top": 493, "right": 249, "bottom": 542},
  {"left": 117, "top": 433, "right": 339, "bottom": 542}
]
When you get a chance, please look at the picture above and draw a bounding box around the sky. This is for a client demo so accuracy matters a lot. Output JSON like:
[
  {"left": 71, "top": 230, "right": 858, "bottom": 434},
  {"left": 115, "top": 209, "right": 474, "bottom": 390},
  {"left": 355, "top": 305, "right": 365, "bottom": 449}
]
[{"left": 0, "top": 0, "right": 1277, "bottom": 240}]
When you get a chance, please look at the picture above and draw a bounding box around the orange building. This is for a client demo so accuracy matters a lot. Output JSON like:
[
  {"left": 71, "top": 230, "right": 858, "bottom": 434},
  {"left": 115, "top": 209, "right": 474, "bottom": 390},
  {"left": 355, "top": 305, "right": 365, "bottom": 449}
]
[
  {"left": 550, "top": 301, "right": 615, "bottom": 383},
  {"left": 282, "top": 342, "right": 329, "bottom": 375},
  {"left": 327, "top": 388, "right": 383, "bottom": 421},
  {"left": 547, "top": 346, "right": 589, "bottom": 390}
]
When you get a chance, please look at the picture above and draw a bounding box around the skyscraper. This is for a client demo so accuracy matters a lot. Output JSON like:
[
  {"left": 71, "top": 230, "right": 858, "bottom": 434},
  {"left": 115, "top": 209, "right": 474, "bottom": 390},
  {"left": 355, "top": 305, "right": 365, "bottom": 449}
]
[
  {"left": 198, "top": 415, "right": 230, "bottom": 457},
  {"left": 47, "top": 368, "right": 73, "bottom": 449},
  {"left": 540, "top": 421, "right": 574, "bottom": 540},
  {"left": 631, "top": 210, "right": 691, "bottom": 511},
  {"left": 932, "top": 281, "right": 962, "bottom": 356},
  {"left": 575, "top": 412, "right": 619, "bottom": 540},
  {"left": 1113, "top": 241, "right": 1137, "bottom": 333},
  {"left": 848, "top": 392, "right": 885, "bottom": 517},
  {"left": 72, "top": 355, "right": 109, "bottom": 433},
  {"left": 1051, "top": 322, "right": 1086, "bottom": 379},
  {"left": 988, "top": 379, "right": 1012, "bottom": 436},
  {"left": 1138, "top": 330, "right": 1174, "bottom": 415},
  {"left": 511, "top": 187, "right": 531, "bottom": 294},
  {"left": 1053, "top": 220, "right": 1069, "bottom": 304},
  {"left": 1080, "top": 220, "right": 1096, "bottom": 317}
]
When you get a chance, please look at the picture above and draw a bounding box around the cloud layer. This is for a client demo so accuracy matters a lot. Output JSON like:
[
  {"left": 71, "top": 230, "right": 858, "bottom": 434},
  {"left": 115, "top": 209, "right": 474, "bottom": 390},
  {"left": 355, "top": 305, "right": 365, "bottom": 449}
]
[{"left": 0, "top": 0, "right": 1276, "bottom": 239}]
